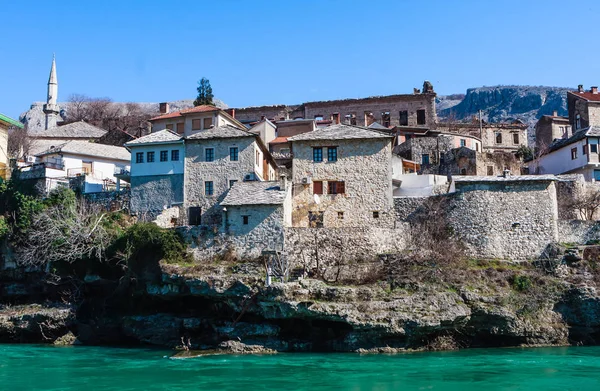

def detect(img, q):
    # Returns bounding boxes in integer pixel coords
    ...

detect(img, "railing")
[272,151,294,159]
[114,166,130,176]
[67,167,90,177]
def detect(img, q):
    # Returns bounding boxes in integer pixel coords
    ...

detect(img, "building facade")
[289,124,394,228]
[534,111,571,152]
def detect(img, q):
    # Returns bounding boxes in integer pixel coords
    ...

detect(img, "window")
[308,211,324,228]
[313,147,323,162]
[314,115,324,121]
[160,150,168,162]
[373,211,379,218]
[399,111,408,126]
[576,114,581,130]
[327,147,338,162]
[229,179,238,188]
[328,181,345,194]
[176,122,184,134]
[460,139,466,147]
[571,147,578,160]
[591,144,598,153]
[256,150,261,166]
[513,133,519,145]
[242,215,249,225]
[350,114,357,126]
[166,124,174,131]
[171,150,180,161]
[460,168,467,175]
[204,117,213,128]
[135,152,144,163]
[192,119,201,130]
[205,181,214,196]
[313,181,323,195]
[381,111,391,127]
[416,109,426,125]
[476,143,480,152]
[147,151,155,163]
[230,147,239,161]
[205,148,214,162]
[495,132,503,144]
[331,113,340,124]
[422,154,430,165]
[583,145,588,155]
[188,207,201,226]
[337,211,344,220]
[595,170,600,181]
[487,166,494,176]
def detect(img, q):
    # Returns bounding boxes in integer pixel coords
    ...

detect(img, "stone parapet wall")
[557,220,600,244]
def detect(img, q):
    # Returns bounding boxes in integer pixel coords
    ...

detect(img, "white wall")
[129,143,184,177]
[537,139,588,175]
[393,173,448,197]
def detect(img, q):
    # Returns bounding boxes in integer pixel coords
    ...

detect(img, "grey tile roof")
[124,129,182,146]
[288,124,393,141]
[548,126,600,152]
[221,181,286,206]
[36,140,131,161]
[453,175,558,183]
[368,121,390,130]
[33,121,107,138]
[185,125,253,140]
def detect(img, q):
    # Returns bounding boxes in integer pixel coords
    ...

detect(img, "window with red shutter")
[313,181,323,195]
[328,181,345,194]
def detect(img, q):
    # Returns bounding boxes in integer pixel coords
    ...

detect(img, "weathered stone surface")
[130,174,183,216]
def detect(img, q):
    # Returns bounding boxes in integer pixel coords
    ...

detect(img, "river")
[1,345,599,390]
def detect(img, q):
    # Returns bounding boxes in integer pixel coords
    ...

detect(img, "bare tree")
[568,188,600,220]
[15,199,113,267]
[7,125,37,161]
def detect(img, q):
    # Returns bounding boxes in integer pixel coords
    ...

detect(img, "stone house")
[534,111,571,153]
[221,181,291,256]
[0,113,22,179]
[288,124,394,228]
[28,120,108,157]
[149,103,244,137]
[183,125,278,226]
[124,129,185,217]
[269,119,316,167]
[567,85,600,132]
[440,147,522,177]
[436,120,528,153]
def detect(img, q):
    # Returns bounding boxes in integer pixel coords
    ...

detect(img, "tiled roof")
[547,126,600,152]
[36,140,130,161]
[221,181,286,206]
[0,113,23,128]
[453,175,558,183]
[269,136,289,144]
[124,129,182,146]
[288,124,393,141]
[33,121,107,138]
[570,91,600,102]
[185,125,253,140]
[150,105,219,121]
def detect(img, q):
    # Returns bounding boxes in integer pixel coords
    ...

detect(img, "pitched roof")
[150,105,219,121]
[35,140,130,161]
[185,125,253,140]
[570,91,600,102]
[124,129,182,146]
[0,113,23,128]
[547,126,600,153]
[33,121,107,138]
[269,136,289,144]
[368,121,390,130]
[453,175,557,183]
[221,181,286,206]
[288,124,393,141]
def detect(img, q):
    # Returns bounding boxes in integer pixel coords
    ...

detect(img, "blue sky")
[2,0,599,119]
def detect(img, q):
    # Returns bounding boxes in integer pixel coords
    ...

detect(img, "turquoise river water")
[1,345,600,390]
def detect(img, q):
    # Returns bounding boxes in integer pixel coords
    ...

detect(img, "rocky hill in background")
[437,86,573,144]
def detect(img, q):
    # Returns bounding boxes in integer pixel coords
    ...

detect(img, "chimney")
[553,110,558,117]
[592,86,598,94]
[226,108,236,118]
[159,102,169,114]
[578,85,584,93]
[280,173,287,190]
[261,115,266,121]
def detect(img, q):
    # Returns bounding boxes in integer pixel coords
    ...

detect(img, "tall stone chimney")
[578,84,584,93]
[592,86,598,94]
[159,102,170,114]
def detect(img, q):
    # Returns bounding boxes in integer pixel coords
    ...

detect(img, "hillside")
[437,86,573,144]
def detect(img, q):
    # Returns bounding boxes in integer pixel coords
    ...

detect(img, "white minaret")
[43,54,59,130]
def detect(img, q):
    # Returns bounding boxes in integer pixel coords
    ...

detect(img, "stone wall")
[83,189,130,211]
[130,174,183,217]
[395,136,453,174]
[447,180,559,260]
[557,220,600,244]
[291,138,394,228]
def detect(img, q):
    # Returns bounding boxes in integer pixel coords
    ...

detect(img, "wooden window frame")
[135,152,144,163]
[147,151,155,163]
[176,122,184,134]
[205,148,215,162]
[160,150,168,162]
[313,180,323,195]
[327,146,338,162]
[230,147,239,161]
[192,119,201,130]
[204,117,213,129]
[171,150,179,161]
[328,181,345,195]
[313,147,323,162]
[204,181,214,196]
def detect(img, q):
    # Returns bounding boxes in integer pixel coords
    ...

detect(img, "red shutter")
[338,181,345,194]
[313,181,323,195]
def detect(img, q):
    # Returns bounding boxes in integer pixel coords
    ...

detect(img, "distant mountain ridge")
[436,85,574,144]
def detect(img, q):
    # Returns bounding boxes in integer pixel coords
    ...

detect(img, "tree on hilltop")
[193,78,214,106]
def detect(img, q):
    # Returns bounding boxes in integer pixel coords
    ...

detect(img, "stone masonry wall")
[291,138,394,228]
[130,174,183,217]
[184,137,256,226]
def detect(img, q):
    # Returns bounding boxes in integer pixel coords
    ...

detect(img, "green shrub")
[510,274,532,292]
